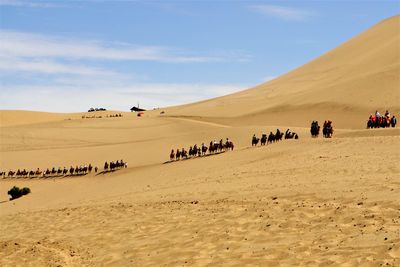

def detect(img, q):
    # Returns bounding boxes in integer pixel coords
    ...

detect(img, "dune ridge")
[165,15,400,129]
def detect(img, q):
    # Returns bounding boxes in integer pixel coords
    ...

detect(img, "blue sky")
[0,0,399,112]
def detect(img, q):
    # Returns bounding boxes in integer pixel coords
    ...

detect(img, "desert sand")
[0,16,399,266]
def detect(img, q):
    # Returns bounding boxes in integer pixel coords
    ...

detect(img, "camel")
[252,135,260,146]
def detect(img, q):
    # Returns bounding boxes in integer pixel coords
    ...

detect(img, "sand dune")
[1,16,399,266]
[166,15,400,129]
[0,110,70,127]
[1,122,399,266]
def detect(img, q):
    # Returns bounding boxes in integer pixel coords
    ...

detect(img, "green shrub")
[21,187,31,195]
[7,186,31,200]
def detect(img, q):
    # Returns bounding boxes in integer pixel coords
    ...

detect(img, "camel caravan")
[168,138,234,162]
[103,160,128,173]
[82,113,123,119]
[3,111,397,177]
[2,159,128,179]
[1,164,96,179]
[310,120,334,138]
[367,110,396,129]
[252,128,299,146]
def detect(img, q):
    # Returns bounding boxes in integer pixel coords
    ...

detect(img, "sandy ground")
[1,15,399,267]
[0,112,399,266]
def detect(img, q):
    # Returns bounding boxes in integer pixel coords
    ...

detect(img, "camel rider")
[385,110,390,118]
[375,110,381,118]
[252,134,257,141]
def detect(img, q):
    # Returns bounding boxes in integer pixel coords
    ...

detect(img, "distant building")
[130,106,146,112]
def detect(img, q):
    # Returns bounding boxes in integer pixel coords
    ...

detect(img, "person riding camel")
[183,148,189,159]
[369,114,374,124]
[285,129,291,139]
[375,110,381,118]
[276,129,281,139]
[385,110,390,118]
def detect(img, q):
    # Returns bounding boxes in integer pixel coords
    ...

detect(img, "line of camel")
[1,160,127,179]
[252,129,299,146]
[3,114,397,176]
[168,138,234,162]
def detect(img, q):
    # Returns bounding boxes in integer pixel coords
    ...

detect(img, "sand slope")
[166,15,400,129]
[1,16,399,266]
[0,118,399,266]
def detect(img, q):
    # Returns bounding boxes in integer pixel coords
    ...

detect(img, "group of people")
[1,164,97,179]
[367,110,396,128]
[4,110,397,177]
[82,113,123,119]
[82,115,104,119]
[103,160,127,172]
[252,128,298,146]
[107,114,123,118]
[310,120,333,138]
[2,159,128,179]
[169,138,234,161]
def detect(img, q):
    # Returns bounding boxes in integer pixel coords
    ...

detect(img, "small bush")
[8,186,31,200]
[21,187,31,195]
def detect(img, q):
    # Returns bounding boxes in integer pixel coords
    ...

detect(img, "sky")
[0,0,399,112]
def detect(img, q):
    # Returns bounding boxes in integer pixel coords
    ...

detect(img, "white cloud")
[0,55,117,76]
[0,0,61,8]
[250,5,317,21]
[0,30,250,112]
[0,82,246,112]
[0,30,238,63]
